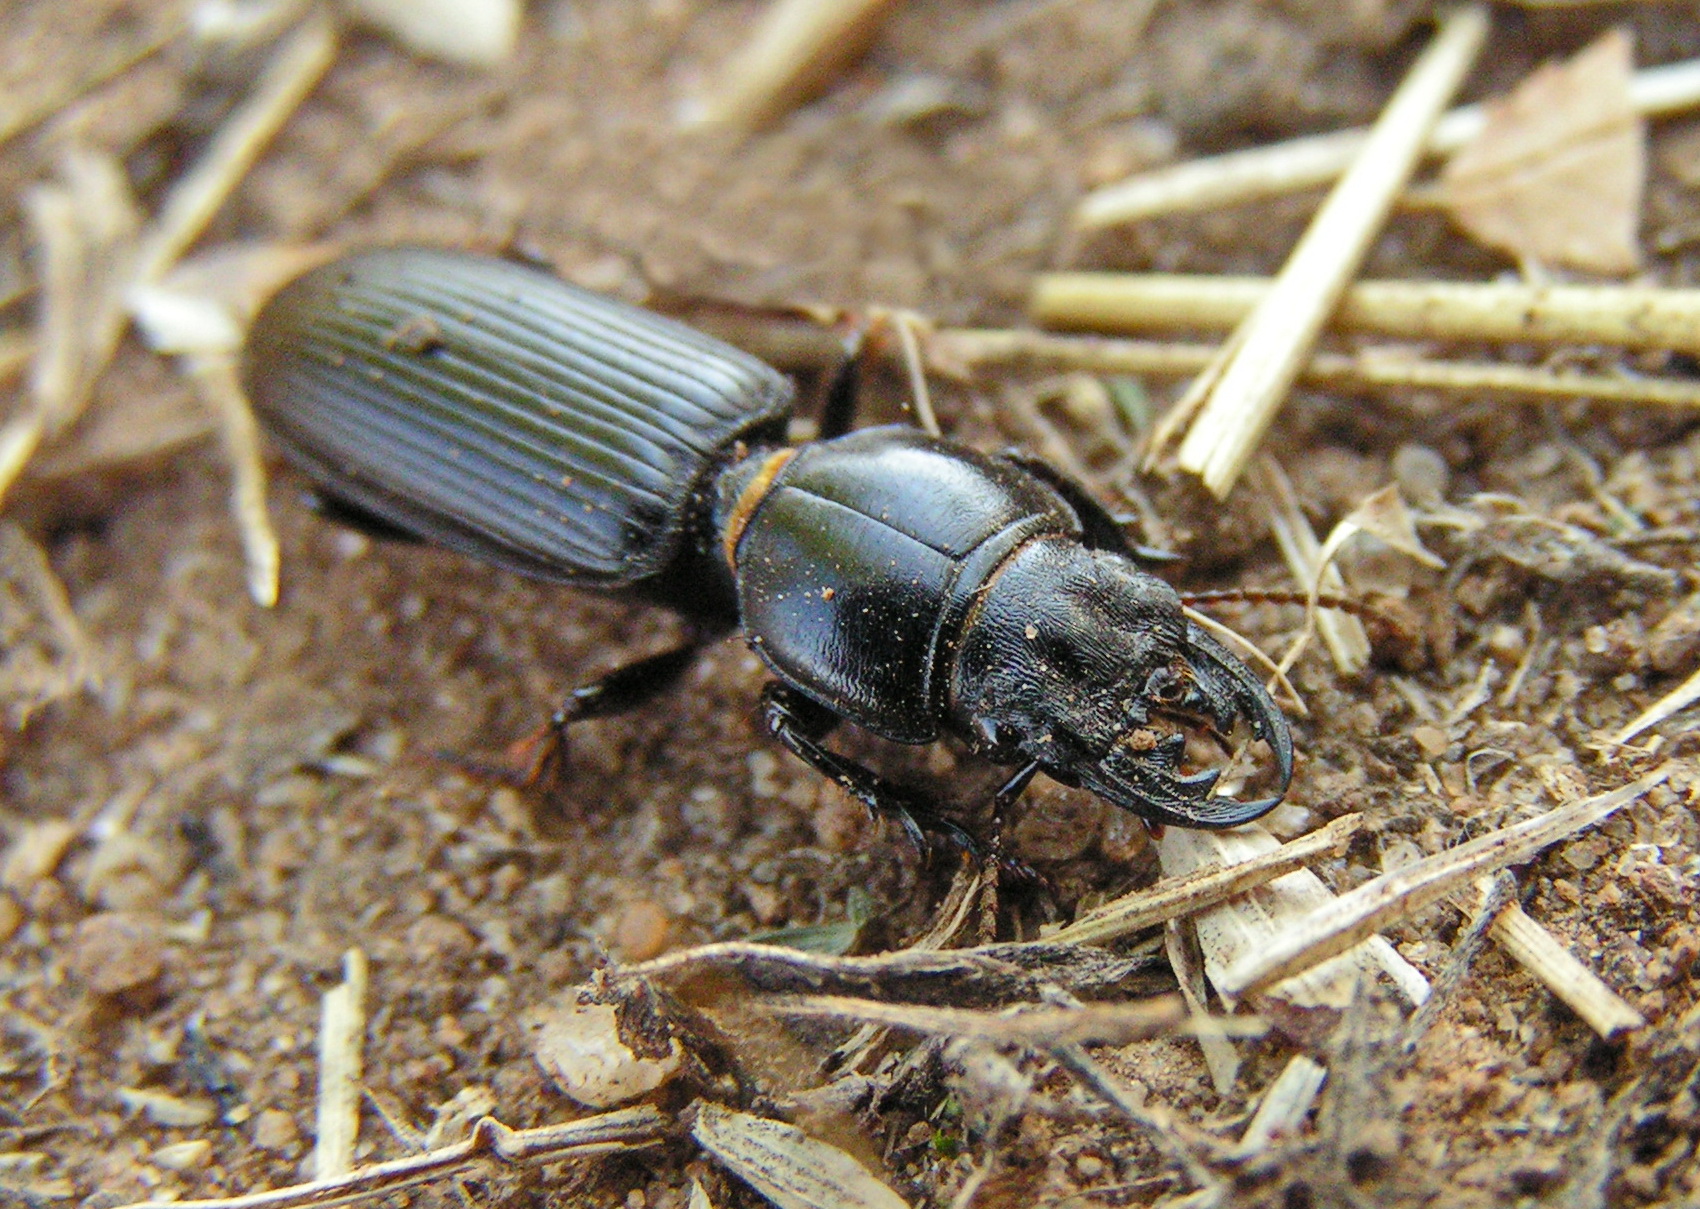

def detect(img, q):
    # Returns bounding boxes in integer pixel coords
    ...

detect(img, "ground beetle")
[243,247,1293,849]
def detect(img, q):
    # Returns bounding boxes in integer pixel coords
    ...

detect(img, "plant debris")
[4,4,1700,1207]
[1440,29,1645,274]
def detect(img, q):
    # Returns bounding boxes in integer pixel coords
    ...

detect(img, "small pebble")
[1409,725,1449,760]
[118,1087,215,1127]
[151,1139,212,1173]
[1074,1152,1107,1180]
[69,911,165,995]
[1097,807,1151,863]
[614,900,671,961]
[0,893,23,945]
[1010,787,1105,862]
[251,1108,299,1153]
[1391,444,1449,507]
[1260,802,1317,840]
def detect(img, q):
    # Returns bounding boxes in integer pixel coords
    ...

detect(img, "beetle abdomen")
[244,248,795,585]
[727,427,1080,743]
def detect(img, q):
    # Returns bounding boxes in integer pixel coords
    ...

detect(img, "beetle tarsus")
[557,639,705,722]
[762,682,983,866]
[442,639,705,806]
[817,325,866,441]
[993,761,1042,810]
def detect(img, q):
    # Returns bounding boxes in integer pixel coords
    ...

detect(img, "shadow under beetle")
[243,247,1292,849]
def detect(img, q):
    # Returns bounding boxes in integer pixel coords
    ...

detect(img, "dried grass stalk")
[1217,767,1670,997]
[1257,458,1372,675]
[1231,1054,1328,1157]
[1160,825,1431,1036]
[1489,898,1646,1037]
[1046,813,1363,945]
[0,152,139,507]
[1174,7,1490,497]
[1167,920,1242,1094]
[687,0,902,132]
[109,1107,669,1209]
[188,354,280,606]
[0,522,102,720]
[925,327,1700,410]
[313,948,369,1181]
[1031,272,1700,357]
[0,16,178,148]
[1073,56,1700,227]
[1604,662,1700,748]
[768,993,1261,1047]
[132,14,336,285]
[693,1102,911,1209]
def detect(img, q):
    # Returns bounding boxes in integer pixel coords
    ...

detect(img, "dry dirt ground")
[2,2,1700,1207]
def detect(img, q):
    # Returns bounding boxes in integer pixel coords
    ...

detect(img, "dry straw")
[1218,767,1669,997]
[1074,56,1700,227]
[1031,273,1700,357]
[1174,7,1491,498]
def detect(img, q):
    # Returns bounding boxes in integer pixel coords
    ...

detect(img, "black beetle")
[243,247,1292,847]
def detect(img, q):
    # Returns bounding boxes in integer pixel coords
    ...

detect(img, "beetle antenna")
[1182,586,1407,631]
[1182,606,1307,717]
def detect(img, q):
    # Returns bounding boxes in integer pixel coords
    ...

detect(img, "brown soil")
[2,3,1698,1207]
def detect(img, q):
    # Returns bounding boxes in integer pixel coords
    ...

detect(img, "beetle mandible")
[242,247,1293,848]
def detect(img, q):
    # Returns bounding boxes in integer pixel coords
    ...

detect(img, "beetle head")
[950,537,1292,828]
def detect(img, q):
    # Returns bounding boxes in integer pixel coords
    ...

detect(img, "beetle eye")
[1144,665,1189,707]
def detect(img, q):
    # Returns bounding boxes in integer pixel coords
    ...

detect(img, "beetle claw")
[1088,625,1293,829]
[1176,767,1221,793]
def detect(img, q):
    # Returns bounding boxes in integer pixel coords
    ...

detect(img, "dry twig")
[1402,871,1518,1051]
[131,14,336,285]
[1604,662,1700,749]
[1257,459,1372,676]
[1046,813,1364,945]
[0,152,138,507]
[1031,273,1700,357]
[109,1107,670,1209]
[0,15,179,148]
[621,939,1155,1005]
[0,522,102,719]
[1218,767,1671,997]
[769,993,1265,1046]
[314,949,369,1181]
[686,0,902,132]
[1073,56,1700,227]
[1159,825,1431,1037]
[190,354,282,606]
[1167,920,1242,1094]
[1487,897,1646,1037]
[1173,7,1490,497]
[925,327,1700,410]
[1230,1054,1328,1158]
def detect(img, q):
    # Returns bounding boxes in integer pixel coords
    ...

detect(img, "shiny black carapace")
[243,247,1292,845]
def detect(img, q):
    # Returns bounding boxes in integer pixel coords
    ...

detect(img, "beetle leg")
[554,640,704,723]
[448,639,705,802]
[760,682,981,863]
[993,761,1042,811]
[816,326,866,440]
[993,448,1157,558]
